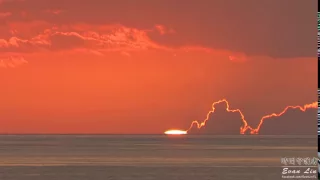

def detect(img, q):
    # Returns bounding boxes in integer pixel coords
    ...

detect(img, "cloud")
[0,23,240,61]
[154,25,175,35]
[0,0,314,58]
[256,104,317,135]
[0,56,27,68]
[187,101,247,135]
[0,24,163,53]
[2,22,308,65]
[187,101,317,135]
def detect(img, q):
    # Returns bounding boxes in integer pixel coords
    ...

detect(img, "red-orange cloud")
[0,25,161,53]
[0,23,247,64]
[154,25,175,35]
[0,56,27,68]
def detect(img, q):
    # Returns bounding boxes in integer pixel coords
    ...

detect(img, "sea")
[0,135,317,180]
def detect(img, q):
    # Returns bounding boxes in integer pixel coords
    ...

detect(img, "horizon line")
[0,133,316,136]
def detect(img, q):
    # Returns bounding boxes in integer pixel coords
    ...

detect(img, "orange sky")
[0,0,317,134]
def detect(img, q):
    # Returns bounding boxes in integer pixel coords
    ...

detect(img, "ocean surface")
[0,135,317,180]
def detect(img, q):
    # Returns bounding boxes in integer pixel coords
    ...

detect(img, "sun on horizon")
[164,129,187,135]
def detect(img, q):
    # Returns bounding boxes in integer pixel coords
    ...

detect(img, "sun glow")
[164,129,187,135]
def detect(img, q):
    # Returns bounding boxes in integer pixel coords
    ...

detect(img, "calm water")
[0,135,317,180]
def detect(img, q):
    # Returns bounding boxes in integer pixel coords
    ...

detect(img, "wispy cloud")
[0,56,28,68]
[0,25,161,53]
[154,25,175,35]
[0,23,248,62]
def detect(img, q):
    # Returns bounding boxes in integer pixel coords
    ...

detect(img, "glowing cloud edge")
[164,99,317,135]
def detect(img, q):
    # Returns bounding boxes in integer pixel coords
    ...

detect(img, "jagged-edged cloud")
[187,101,317,135]
[257,108,317,135]
[187,101,247,135]
[0,25,163,53]
[0,23,243,61]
